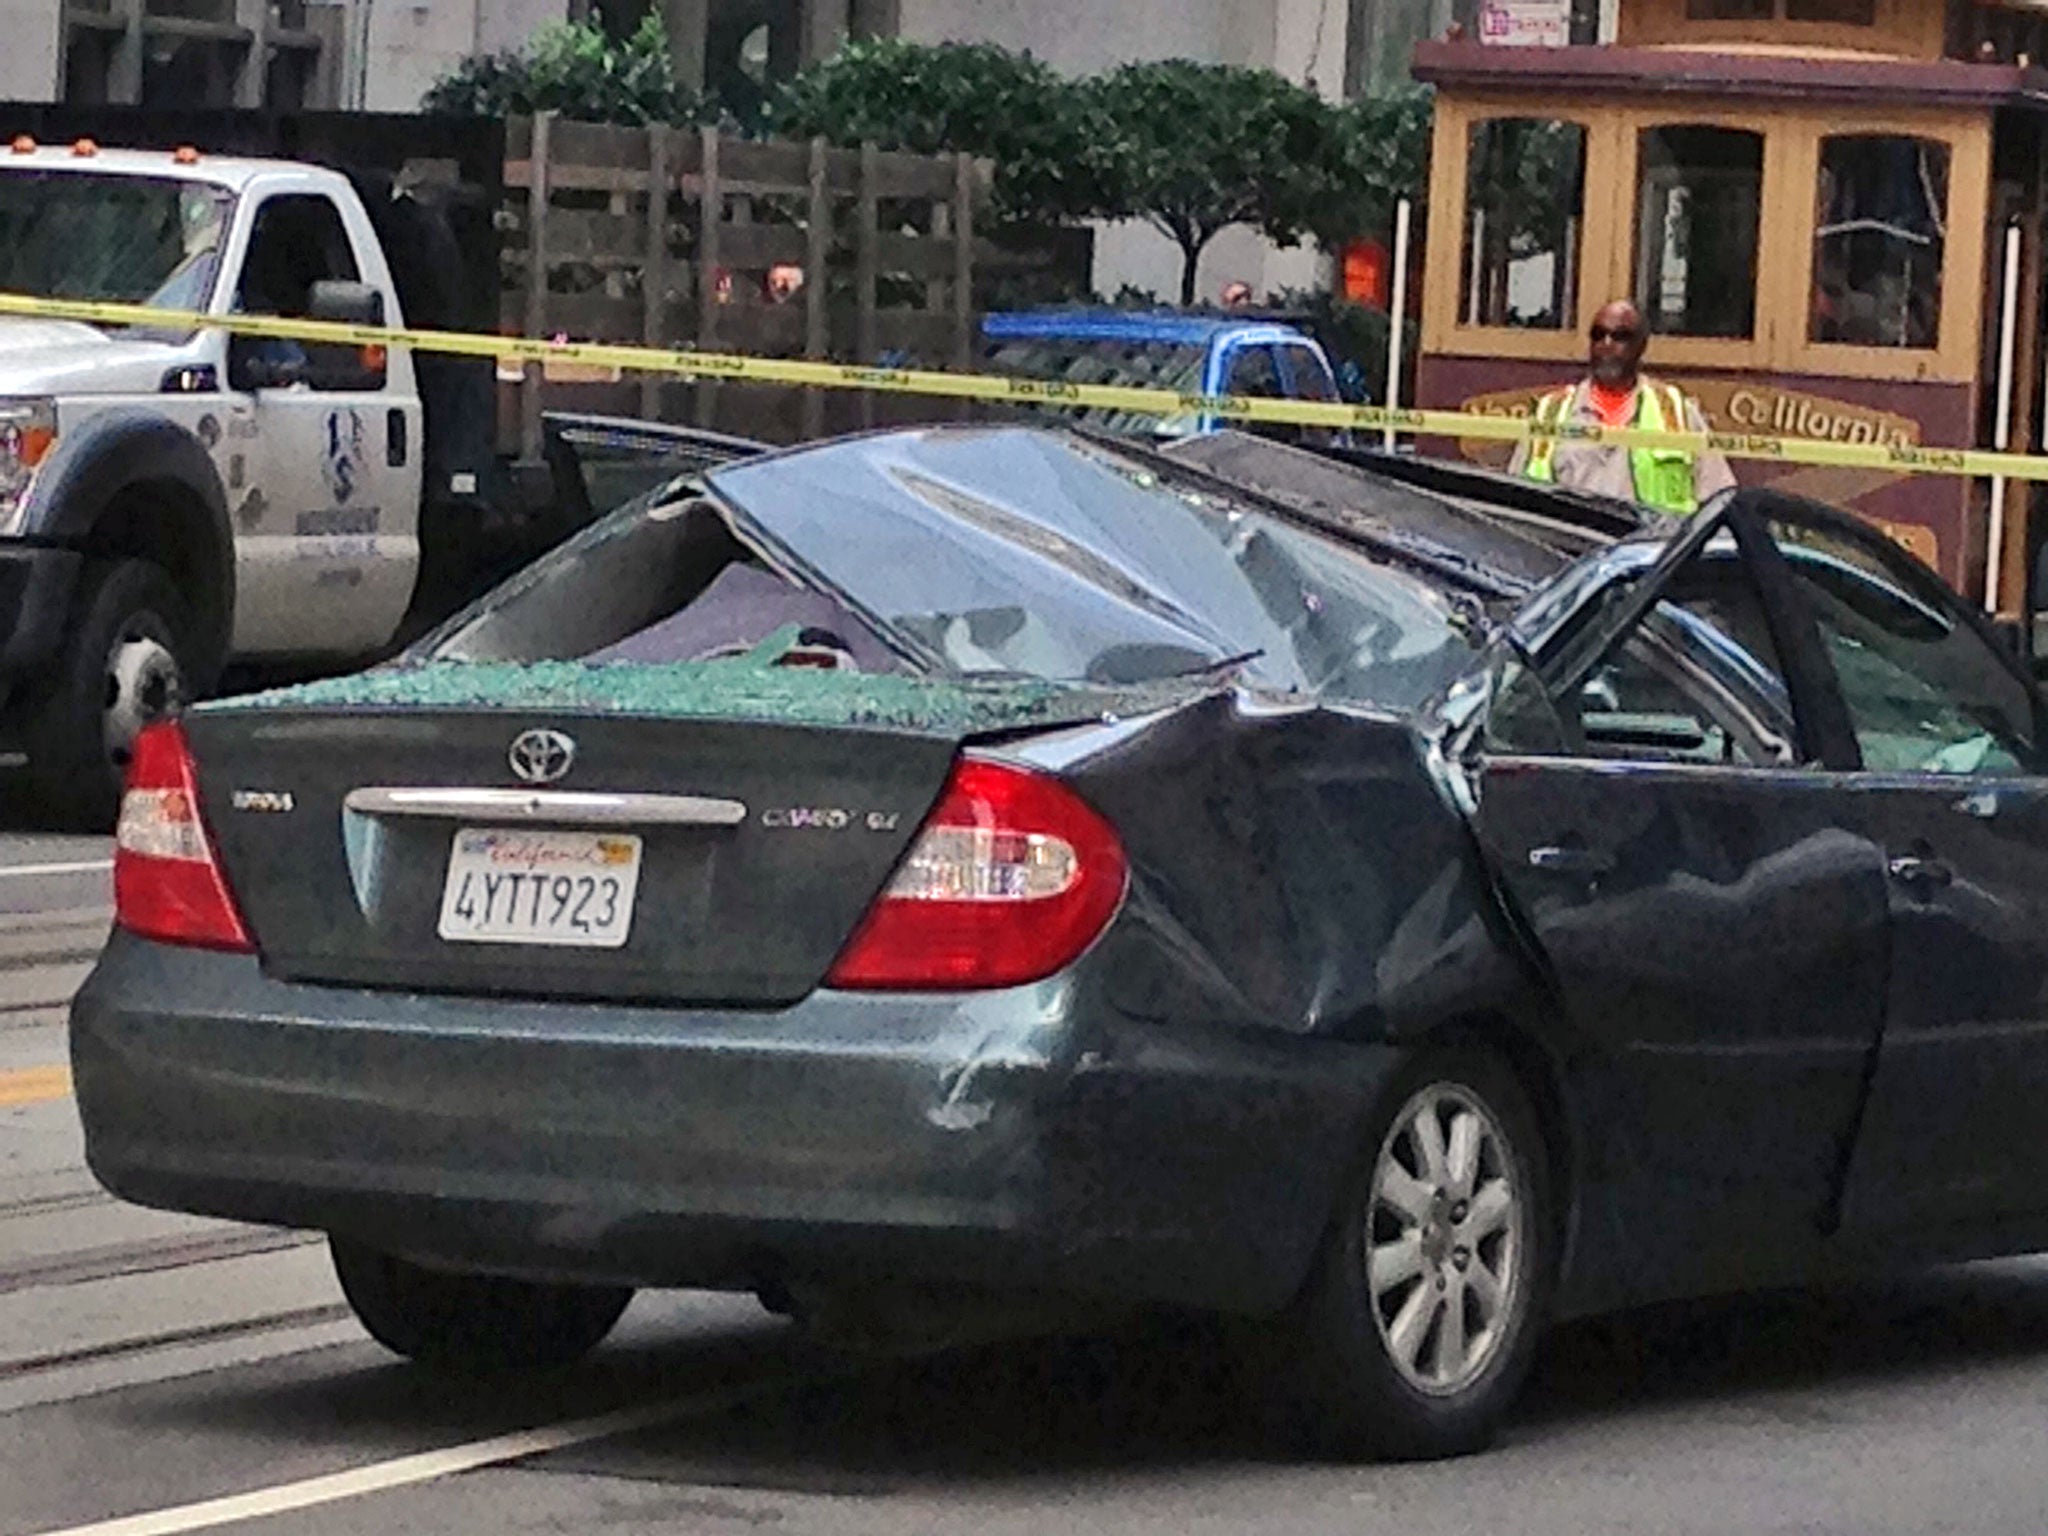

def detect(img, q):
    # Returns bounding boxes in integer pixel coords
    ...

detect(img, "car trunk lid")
[185,660,1152,1006]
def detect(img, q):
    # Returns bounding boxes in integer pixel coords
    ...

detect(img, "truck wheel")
[24,559,192,829]
[330,1238,633,1372]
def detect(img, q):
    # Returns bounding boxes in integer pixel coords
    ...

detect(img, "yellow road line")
[26,1388,784,1536]
[0,1064,72,1108]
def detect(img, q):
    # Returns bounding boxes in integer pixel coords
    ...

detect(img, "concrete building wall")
[895,0,1229,77]
[0,0,571,113]
[477,0,569,56]
[360,0,570,112]
[897,0,1348,302]
[0,0,64,102]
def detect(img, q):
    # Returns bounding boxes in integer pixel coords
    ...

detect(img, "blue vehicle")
[980,309,1350,443]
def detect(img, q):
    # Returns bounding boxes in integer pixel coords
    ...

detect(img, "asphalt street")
[4,831,2048,1535]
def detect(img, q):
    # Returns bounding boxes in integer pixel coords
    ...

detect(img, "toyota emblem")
[507,728,576,785]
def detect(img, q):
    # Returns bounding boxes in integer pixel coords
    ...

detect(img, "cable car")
[1413,1,2048,622]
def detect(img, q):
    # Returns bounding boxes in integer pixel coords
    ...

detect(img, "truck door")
[224,190,421,658]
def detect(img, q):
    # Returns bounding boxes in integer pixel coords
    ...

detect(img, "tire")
[1262,1046,1553,1461]
[329,1238,633,1373]
[22,558,192,829]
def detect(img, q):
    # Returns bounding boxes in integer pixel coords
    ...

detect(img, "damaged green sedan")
[71,423,2048,1459]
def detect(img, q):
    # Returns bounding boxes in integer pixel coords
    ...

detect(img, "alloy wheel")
[1365,1083,1525,1397]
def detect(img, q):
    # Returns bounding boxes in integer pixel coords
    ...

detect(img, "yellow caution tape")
[0,288,2038,484]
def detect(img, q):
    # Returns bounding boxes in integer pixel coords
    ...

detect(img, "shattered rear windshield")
[429,427,1479,710]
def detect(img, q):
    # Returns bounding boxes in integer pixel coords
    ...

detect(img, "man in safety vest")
[1510,300,1735,516]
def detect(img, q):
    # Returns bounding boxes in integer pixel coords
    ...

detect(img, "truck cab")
[0,142,424,822]
[980,310,1350,444]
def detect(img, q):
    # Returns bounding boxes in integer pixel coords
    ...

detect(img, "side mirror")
[308,280,385,327]
[301,282,389,392]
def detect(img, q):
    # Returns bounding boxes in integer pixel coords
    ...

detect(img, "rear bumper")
[70,932,1390,1315]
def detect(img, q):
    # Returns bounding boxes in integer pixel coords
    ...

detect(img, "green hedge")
[425,28,1430,304]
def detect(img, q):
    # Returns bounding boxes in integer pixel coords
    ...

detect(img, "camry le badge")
[508,728,576,785]
[761,807,902,831]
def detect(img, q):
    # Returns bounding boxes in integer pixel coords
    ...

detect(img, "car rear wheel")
[1264,1047,1552,1460]
[329,1238,633,1372]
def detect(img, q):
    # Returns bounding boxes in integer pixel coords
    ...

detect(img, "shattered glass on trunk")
[207,636,1216,737]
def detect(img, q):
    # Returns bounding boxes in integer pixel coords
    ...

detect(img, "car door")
[1753,508,2048,1239]
[225,189,418,658]
[1469,510,1893,1297]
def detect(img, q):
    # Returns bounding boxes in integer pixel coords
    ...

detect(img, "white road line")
[27,1391,729,1536]
[0,861,113,880]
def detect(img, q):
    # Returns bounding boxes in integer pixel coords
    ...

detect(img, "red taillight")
[113,721,254,953]
[826,757,1127,991]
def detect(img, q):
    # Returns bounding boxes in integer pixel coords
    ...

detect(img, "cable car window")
[1460,118,1587,332]
[1810,135,1949,351]
[1634,126,1763,340]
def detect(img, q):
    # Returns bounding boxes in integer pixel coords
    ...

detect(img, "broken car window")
[422,492,898,672]
[1494,541,1797,766]
[431,428,1494,704]
[1771,520,2042,775]
[705,428,1482,704]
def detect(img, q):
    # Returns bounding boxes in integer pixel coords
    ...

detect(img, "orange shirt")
[1587,381,1637,427]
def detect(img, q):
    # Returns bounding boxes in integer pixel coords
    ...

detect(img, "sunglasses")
[1590,325,1640,343]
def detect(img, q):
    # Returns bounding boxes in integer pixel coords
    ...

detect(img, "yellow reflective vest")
[1523,381,1701,516]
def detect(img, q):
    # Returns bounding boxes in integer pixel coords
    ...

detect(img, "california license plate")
[437,828,642,948]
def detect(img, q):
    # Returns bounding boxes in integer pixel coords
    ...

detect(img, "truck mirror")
[308,281,385,327]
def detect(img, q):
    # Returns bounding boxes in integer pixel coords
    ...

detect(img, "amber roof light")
[9,135,33,155]
[173,145,200,165]
[71,138,97,158]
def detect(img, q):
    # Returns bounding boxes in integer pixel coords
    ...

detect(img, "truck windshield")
[982,336,1206,435]
[0,172,233,313]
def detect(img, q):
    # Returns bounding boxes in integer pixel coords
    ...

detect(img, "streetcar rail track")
[0,907,110,962]
[0,1227,319,1297]
[0,1010,76,1033]
[0,1185,113,1222]
[0,1303,352,1382]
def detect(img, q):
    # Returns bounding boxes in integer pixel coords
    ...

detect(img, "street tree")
[1084,60,1337,306]
[1301,87,1433,253]
[771,38,1105,223]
